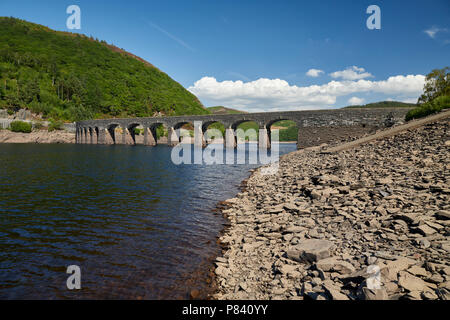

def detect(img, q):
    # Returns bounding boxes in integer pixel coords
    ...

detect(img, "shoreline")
[0,130,75,144]
[211,113,450,300]
[0,130,298,145]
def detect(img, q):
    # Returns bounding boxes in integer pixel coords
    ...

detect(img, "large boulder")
[286,239,334,263]
[316,257,356,274]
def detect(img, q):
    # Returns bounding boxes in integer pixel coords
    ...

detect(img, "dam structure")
[76,108,412,149]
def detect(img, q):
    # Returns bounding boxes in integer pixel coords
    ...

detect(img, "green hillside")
[343,101,417,109]
[208,106,246,114]
[0,17,208,122]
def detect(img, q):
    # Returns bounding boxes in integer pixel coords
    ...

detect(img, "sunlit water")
[0,143,296,299]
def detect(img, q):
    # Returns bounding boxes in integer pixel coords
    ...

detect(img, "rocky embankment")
[215,117,450,300]
[0,130,75,144]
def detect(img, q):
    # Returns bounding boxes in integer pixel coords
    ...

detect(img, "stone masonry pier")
[75,108,412,149]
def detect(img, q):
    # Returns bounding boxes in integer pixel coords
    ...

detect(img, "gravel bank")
[214,117,450,300]
[0,130,75,144]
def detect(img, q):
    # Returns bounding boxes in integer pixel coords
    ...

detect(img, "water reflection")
[0,143,296,299]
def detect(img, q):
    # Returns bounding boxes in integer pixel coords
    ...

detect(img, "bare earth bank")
[0,130,75,144]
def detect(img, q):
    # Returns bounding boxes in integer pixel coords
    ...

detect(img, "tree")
[0,17,207,122]
[418,67,450,104]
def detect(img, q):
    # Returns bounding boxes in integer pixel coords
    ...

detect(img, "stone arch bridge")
[76,108,412,149]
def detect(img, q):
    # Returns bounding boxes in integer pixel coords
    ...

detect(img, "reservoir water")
[0,143,296,299]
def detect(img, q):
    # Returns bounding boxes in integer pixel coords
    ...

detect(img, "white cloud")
[425,27,440,39]
[348,97,364,105]
[424,26,449,39]
[424,26,450,44]
[188,74,425,112]
[400,97,418,104]
[306,68,324,77]
[330,66,373,80]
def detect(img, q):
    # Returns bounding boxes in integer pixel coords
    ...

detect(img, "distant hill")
[0,17,208,122]
[343,101,417,109]
[208,106,246,115]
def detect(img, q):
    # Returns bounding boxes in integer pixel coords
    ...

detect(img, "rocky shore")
[214,116,450,300]
[0,129,75,144]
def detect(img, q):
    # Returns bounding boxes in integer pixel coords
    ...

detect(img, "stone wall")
[62,123,76,133]
[297,125,380,149]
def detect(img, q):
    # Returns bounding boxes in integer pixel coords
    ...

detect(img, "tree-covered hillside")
[0,17,208,122]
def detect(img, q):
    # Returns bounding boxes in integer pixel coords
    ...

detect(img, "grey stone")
[398,271,429,292]
[287,239,334,263]
[435,210,450,220]
[315,257,356,274]
[362,287,389,300]
[414,225,437,236]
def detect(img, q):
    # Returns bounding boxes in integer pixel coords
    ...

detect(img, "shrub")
[434,95,450,109]
[48,119,63,132]
[33,121,43,130]
[10,120,32,133]
[405,95,450,121]
[156,125,167,139]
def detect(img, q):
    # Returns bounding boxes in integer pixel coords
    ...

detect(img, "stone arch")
[202,120,224,132]
[83,127,89,144]
[231,120,259,143]
[173,121,194,143]
[231,119,262,131]
[126,123,142,145]
[76,127,81,143]
[106,123,120,144]
[265,117,297,129]
[173,121,191,130]
[94,127,100,144]
[202,120,225,144]
[88,127,94,144]
[149,122,169,145]
[265,118,299,145]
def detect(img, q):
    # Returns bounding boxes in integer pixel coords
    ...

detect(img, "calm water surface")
[0,143,296,299]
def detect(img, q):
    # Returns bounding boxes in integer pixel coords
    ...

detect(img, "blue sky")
[1,0,449,111]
